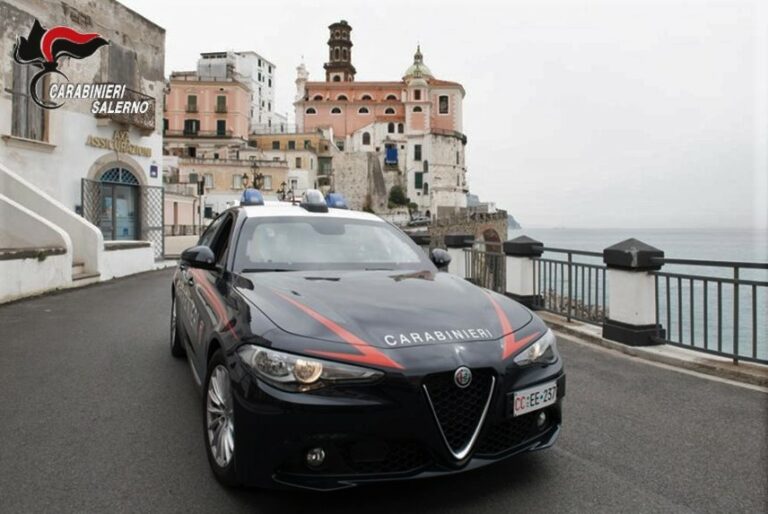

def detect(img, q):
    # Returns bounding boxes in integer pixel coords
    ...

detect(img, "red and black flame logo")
[13,19,109,109]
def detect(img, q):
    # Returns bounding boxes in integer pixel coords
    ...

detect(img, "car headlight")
[237,345,384,392]
[513,329,558,366]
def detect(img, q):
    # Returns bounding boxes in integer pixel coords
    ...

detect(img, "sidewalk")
[540,311,768,388]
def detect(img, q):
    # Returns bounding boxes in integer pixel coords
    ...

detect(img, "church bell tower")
[324,20,356,82]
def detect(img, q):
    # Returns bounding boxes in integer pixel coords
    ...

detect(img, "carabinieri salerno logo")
[13,19,152,115]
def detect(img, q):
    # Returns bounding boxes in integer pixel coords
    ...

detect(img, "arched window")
[305,107,317,114]
[358,107,369,114]
[413,106,423,113]
[384,107,395,115]
[387,122,395,133]
[334,30,340,38]
[386,94,398,100]
[331,107,342,114]
[333,76,341,82]
[313,94,323,101]
[361,94,373,100]
[362,132,371,145]
[337,94,348,101]
[397,123,404,133]
[342,48,348,60]
[334,48,340,60]
[423,182,429,195]
[100,167,139,185]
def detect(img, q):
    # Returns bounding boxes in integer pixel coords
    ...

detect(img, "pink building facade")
[295,26,468,215]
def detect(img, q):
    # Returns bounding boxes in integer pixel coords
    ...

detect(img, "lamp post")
[277,181,294,201]
[243,161,264,190]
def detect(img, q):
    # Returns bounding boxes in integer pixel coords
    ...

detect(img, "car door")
[187,213,235,372]
[177,215,225,352]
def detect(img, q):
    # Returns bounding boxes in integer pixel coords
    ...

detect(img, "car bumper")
[231,365,565,490]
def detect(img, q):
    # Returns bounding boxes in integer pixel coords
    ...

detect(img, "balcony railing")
[215,105,228,113]
[186,104,198,113]
[93,88,156,131]
[165,129,235,138]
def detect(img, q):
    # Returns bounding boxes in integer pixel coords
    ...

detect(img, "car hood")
[235,269,533,351]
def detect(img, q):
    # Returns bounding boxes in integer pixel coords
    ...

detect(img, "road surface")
[0,269,765,513]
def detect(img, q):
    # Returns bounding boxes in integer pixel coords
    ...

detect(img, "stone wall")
[428,210,508,249]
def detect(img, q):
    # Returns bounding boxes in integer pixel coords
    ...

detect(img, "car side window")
[210,215,234,267]
[199,215,224,248]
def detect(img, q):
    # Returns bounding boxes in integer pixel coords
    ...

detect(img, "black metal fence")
[651,258,768,364]
[464,248,506,293]
[532,248,607,325]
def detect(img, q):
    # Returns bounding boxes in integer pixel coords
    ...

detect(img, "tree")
[388,185,408,208]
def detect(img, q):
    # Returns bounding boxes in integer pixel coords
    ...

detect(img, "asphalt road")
[0,269,766,513]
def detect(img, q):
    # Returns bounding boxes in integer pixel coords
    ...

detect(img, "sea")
[505,227,767,361]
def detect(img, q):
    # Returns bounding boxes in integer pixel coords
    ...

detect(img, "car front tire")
[170,294,186,358]
[203,349,240,487]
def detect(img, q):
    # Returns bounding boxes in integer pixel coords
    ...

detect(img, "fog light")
[537,411,547,428]
[306,447,326,468]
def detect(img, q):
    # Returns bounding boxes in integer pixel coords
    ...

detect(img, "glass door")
[98,183,139,240]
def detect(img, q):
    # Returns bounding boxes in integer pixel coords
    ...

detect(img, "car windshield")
[233,216,434,272]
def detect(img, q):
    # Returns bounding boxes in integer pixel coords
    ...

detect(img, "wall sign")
[86,130,151,157]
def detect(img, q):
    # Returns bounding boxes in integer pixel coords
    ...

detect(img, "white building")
[197,51,287,133]
[0,0,166,303]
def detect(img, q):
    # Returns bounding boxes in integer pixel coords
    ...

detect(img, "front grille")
[475,410,552,456]
[341,440,432,474]
[423,369,494,454]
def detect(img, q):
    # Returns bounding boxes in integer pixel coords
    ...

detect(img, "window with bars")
[232,174,243,189]
[414,144,422,161]
[10,62,46,141]
[204,174,214,188]
[263,175,273,190]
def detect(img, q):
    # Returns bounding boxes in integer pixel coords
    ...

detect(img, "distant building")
[196,51,287,133]
[249,132,335,197]
[294,20,468,216]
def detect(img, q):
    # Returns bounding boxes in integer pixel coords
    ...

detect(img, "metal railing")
[532,248,607,325]
[93,88,156,131]
[164,129,236,138]
[464,248,506,293]
[164,225,202,236]
[651,258,768,364]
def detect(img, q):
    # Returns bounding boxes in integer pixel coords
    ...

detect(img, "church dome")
[403,45,433,79]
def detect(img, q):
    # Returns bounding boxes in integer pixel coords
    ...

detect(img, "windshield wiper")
[365,267,395,271]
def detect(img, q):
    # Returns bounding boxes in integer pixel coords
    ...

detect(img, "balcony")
[215,105,228,113]
[186,104,198,113]
[93,88,156,131]
[165,129,235,138]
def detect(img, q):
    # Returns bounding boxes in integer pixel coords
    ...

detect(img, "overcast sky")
[122,0,767,229]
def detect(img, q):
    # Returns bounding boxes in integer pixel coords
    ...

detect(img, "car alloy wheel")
[206,364,235,468]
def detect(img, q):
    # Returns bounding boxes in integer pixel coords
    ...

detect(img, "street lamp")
[243,161,264,190]
[277,181,294,202]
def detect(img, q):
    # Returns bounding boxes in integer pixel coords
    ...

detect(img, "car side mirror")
[180,245,216,270]
[430,248,452,271]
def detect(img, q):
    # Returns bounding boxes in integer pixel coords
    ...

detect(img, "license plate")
[512,381,558,417]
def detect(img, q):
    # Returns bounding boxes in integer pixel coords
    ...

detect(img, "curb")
[539,312,768,388]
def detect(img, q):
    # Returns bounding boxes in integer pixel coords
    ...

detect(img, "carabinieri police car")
[170,189,565,490]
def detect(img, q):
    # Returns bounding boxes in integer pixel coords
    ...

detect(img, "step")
[72,271,100,282]
[72,262,85,275]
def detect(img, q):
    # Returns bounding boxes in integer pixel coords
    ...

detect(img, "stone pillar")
[445,234,473,278]
[502,236,544,308]
[602,238,666,346]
